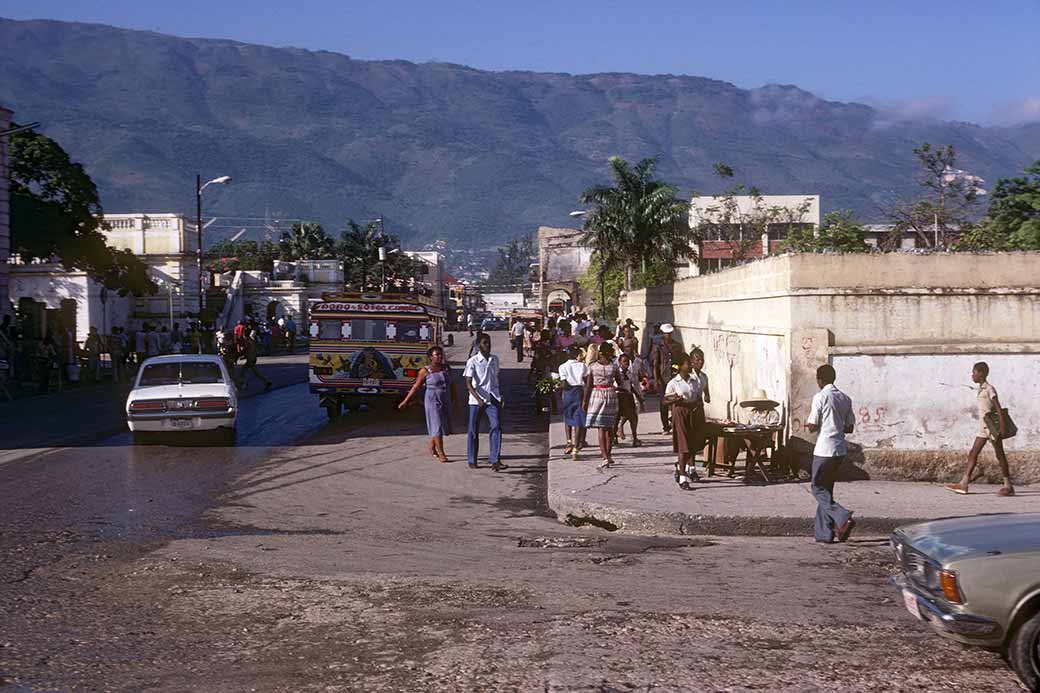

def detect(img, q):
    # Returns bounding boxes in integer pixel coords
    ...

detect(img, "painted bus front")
[308,292,445,418]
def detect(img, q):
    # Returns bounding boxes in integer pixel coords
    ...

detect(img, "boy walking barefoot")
[946,361,1015,497]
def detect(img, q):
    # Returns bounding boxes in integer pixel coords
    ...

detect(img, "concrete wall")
[620,253,1040,482]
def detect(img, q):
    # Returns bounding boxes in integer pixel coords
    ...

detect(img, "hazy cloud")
[749,85,823,125]
[990,97,1040,126]
[865,96,955,128]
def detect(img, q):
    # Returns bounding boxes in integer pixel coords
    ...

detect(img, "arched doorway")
[545,288,572,314]
[266,300,284,322]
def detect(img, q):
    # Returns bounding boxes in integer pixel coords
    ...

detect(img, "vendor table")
[700,420,785,482]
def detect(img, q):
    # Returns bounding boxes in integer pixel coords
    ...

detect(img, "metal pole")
[196,174,204,319]
[168,283,174,329]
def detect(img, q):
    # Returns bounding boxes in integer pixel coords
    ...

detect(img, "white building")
[686,194,820,276]
[483,292,525,317]
[102,213,200,324]
[0,105,12,317]
[404,250,446,311]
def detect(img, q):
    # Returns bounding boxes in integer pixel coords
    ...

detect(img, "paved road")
[0,333,1023,691]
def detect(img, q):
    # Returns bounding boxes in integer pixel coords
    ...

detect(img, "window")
[139,361,223,386]
[349,319,387,341]
[389,321,428,343]
[317,320,342,339]
[179,362,224,384]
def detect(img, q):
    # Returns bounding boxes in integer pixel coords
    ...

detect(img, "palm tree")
[279,222,335,261]
[580,156,693,291]
[337,220,381,290]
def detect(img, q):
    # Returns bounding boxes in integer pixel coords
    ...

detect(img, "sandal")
[438,456,451,464]
[598,459,612,469]
[632,438,642,448]
[564,444,574,455]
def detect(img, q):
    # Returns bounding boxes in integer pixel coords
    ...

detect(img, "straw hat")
[660,323,675,334]
[740,389,779,409]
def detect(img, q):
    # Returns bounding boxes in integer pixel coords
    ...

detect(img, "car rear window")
[139,362,224,386]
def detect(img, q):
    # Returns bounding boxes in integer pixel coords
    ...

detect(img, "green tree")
[486,236,534,289]
[955,161,1040,251]
[9,128,156,296]
[782,210,870,253]
[883,143,983,249]
[336,219,425,291]
[580,156,693,291]
[279,222,334,260]
[578,253,624,320]
[204,239,279,272]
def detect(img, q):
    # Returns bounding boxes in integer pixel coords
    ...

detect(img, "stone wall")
[620,253,1040,482]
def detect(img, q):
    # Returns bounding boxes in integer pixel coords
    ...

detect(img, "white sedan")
[126,354,238,444]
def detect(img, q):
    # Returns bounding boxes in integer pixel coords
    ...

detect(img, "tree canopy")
[580,156,692,291]
[882,143,984,249]
[955,161,1040,251]
[9,129,155,296]
[278,222,335,261]
[204,239,280,273]
[337,220,426,291]
[485,236,534,289]
[782,210,870,253]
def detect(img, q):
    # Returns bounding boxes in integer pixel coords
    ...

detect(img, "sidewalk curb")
[547,480,925,536]
[545,414,945,537]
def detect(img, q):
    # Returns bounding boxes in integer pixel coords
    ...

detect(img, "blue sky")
[2,0,1038,125]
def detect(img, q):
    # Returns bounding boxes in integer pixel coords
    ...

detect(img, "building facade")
[687,194,820,276]
[536,226,591,314]
[102,213,201,326]
[404,251,446,312]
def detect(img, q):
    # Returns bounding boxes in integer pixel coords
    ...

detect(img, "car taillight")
[130,400,166,412]
[940,570,963,603]
[194,398,231,411]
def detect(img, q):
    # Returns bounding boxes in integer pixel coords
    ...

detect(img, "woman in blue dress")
[399,345,457,462]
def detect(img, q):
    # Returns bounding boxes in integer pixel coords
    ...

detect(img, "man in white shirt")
[510,318,526,363]
[463,333,506,471]
[805,364,857,544]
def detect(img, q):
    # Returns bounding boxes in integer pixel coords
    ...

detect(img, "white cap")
[660,323,675,334]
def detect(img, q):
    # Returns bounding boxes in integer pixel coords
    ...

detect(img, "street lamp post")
[195,174,232,319]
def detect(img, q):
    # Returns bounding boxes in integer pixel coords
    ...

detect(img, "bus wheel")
[325,402,341,420]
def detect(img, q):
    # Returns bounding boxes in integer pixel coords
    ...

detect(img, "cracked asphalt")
[0,333,1026,691]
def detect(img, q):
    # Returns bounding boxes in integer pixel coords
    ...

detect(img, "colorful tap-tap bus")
[308,292,446,419]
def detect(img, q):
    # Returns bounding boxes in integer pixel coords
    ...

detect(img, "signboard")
[313,302,425,314]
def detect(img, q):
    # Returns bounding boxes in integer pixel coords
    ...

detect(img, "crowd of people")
[0,311,299,397]
[402,315,1018,545]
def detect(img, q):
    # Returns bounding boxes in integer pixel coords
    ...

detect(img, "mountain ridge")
[1,17,1037,248]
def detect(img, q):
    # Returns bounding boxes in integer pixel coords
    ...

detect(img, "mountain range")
[1,17,1038,249]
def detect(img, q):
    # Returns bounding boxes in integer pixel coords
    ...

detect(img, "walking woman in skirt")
[557,346,588,460]
[399,345,457,463]
[664,353,705,490]
[583,342,622,469]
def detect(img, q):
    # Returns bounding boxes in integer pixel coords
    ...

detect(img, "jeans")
[468,402,502,466]
[811,455,852,541]
[514,336,524,362]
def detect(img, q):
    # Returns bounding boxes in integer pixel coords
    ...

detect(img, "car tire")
[1009,609,1040,691]
[325,402,341,420]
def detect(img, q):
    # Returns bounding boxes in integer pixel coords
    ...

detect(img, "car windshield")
[139,362,224,386]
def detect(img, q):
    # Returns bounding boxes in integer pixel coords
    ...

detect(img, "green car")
[890,513,1040,690]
